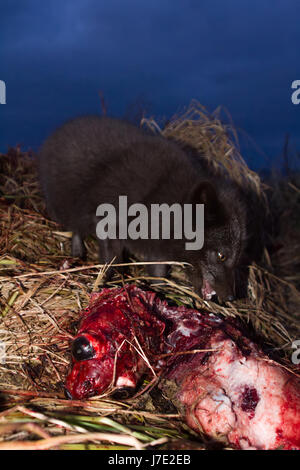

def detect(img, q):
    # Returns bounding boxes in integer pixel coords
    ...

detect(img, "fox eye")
[72,336,95,361]
[217,251,226,262]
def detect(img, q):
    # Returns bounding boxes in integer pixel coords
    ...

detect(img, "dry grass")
[0,104,299,449]
[142,100,266,197]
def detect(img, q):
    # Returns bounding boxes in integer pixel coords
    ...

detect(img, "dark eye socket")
[217,251,227,262]
[72,336,95,361]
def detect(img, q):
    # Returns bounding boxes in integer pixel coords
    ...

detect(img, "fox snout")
[212,268,236,303]
[198,267,236,303]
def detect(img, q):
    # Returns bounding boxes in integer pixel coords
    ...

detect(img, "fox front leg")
[99,239,126,281]
[72,232,86,259]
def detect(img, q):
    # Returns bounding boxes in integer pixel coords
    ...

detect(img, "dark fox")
[38,115,248,302]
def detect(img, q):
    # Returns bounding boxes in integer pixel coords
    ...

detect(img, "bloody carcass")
[65,285,300,450]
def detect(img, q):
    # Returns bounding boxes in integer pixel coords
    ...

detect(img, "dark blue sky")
[1,0,300,169]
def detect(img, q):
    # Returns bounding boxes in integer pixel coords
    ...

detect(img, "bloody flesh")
[65,288,165,398]
[65,285,300,450]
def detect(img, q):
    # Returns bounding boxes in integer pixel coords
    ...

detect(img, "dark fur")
[38,115,248,301]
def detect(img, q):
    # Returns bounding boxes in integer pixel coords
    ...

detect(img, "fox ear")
[190,182,223,224]
[191,182,217,206]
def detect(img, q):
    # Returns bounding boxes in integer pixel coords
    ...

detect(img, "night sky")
[1,0,300,169]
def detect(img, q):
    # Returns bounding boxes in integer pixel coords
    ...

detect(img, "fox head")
[187,180,247,303]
